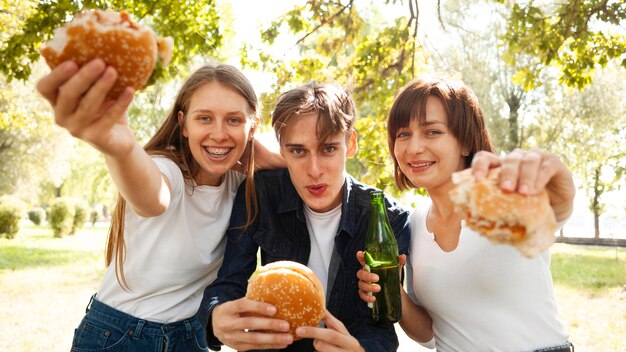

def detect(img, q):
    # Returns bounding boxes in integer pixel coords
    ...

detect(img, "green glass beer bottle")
[364,191,402,324]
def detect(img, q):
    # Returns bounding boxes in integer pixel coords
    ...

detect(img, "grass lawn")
[1,224,624,351]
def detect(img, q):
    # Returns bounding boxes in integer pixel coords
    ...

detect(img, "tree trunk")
[592,167,601,239]
[506,95,521,151]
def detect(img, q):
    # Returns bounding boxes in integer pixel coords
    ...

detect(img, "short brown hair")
[272,82,357,146]
[387,76,496,190]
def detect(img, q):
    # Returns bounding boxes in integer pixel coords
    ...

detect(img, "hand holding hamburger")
[39,9,172,99]
[451,149,576,257]
[212,261,364,351]
[246,261,326,339]
[36,9,173,157]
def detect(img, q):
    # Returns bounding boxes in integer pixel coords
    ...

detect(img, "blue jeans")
[71,295,209,352]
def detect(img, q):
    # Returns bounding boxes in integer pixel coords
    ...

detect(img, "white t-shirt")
[406,205,569,351]
[97,157,245,323]
[304,204,341,295]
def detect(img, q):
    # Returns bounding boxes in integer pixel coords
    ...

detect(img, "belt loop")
[85,293,96,313]
[133,320,145,340]
[184,320,192,339]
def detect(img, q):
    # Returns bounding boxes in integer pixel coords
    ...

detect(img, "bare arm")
[356,252,434,343]
[254,139,285,170]
[398,288,434,343]
[37,59,171,216]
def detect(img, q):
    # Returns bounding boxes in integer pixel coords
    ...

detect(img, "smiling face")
[393,96,465,194]
[179,81,256,186]
[280,113,357,212]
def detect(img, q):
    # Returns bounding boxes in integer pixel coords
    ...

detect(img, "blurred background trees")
[0,0,624,237]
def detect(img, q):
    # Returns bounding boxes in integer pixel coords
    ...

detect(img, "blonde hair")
[106,64,258,290]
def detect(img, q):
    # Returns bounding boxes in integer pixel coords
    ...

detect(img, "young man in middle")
[198,82,411,352]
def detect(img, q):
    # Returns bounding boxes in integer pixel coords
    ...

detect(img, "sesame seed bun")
[449,167,558,257]
[246,261,325,339]
[39,9,173,99]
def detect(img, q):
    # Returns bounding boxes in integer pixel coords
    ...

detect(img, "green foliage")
[71,200,89,235]
[48,197,75,238]
[430,0,531,153]
[0,0,223,84]
[27,207,46,226]
[500,0,626,89]
[0,66,74,201]
[248,1,427,196]
[528,62,626,237]
[0,196,25,239]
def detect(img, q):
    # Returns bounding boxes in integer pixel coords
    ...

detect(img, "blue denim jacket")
[198,169,410,352]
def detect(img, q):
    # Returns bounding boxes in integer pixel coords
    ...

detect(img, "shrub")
[28,207,46,226]
[0,196,25,239]
[48,198,75,238]
[71,200,89,235]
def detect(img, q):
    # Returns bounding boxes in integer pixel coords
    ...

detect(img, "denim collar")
[276,170,357,239]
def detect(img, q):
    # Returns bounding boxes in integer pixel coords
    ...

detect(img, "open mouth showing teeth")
[409,162,434,167]
[205,147,232,157]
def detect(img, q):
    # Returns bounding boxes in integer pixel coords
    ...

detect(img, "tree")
[0,62,74,204]
[243,0,428,196]
[427,0,532,152]
[0,0,223,83]
[498,0,626,89]
[0,1,229,206]
[529,62,626,238]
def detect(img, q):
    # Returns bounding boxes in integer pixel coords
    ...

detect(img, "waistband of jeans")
[85,294,202,336]
[532,341,574,352]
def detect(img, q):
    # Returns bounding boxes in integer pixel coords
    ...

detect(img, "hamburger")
[39,9,173,99]
[449,167,558,257]
[246,261,325,339]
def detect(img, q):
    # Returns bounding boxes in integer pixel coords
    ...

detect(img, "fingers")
[399,254,407,269]
[497,148,526,193]
[212,298,293,351]
[37,61,79,104]
[357,268,379,304]
[356,251,381,305]
[71,66,121,120]
[224,297,279,317]
[532,151,566,191]
[472,148,563,195]
[470,150,501,181]
[498,148,559,195]
[296,312,362,352]
[55,60,110,124]
[321,310,348,334]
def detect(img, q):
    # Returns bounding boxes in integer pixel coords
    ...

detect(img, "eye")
[426,129,443,136]
[198,115,212,122]
[397,131,410,138]
[290,148,305,156]
[323,145,336,153]
[227,117,243,125]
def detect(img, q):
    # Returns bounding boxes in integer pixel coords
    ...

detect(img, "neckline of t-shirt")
[304,203,342,219]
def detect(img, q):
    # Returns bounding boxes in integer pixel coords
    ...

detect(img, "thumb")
[322,310,348,334]
[399,254,407,269]
[356,251,366,266]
